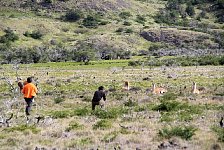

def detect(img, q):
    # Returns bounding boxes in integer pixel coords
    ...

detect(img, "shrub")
[186,5,195,17]
[125,28,133,33]
[50,110,71,118]
[153,101,181,112]
[119,11,132,19]
[54,97,64,104]
[30,30,44,39]
[92,106,129,119]
[65,121,84,132]
[115,28,124,33]
[82,15,99,28]
[44,0,53,3]
[124,99,138,107]
[135,15,146,24]
[158,126,197,140]
[102,131,118,142]
[93,119,112,130]
[123,21,132,26]
[64,10,83,22]
[128,60,142,66]
[72,107,91,116]
[0,28,19,43]
[4,125,40,134]
[160,92,178,101]
[212,126,224,142]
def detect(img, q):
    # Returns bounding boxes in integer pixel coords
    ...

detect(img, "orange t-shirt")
[22,83,38,98]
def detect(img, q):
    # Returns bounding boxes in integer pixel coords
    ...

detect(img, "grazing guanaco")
[192,82,200,94]
[152,83,167,94]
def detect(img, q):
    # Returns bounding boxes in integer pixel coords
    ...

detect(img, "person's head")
[27,77,33,83]
[98,86,104,91]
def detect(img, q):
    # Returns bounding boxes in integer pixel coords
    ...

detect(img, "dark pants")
[25,98,33,115]
[92,101,100,110]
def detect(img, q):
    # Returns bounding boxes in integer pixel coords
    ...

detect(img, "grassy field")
[0,60,223,149]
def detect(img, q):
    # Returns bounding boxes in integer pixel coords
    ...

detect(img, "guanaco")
[192,82,200,94]
[122,81,130,91]
[152,83,167,94]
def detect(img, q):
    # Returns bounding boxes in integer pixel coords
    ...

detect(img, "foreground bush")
[159,126,197,140]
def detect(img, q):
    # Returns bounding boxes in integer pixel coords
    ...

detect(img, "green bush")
[212,126,224,142]
[102,131,118,142]
[160,92,178,101]
[72,107,91,116]
[128,60,142,66]
[115,27,124,33]
[92,106,129,119]
[4,125,40,134]
[135,15,146,24]
[153,101,181,112]
[65,121,84,132]
[93,119,112,130]
[82,15,99,28]
[64,10,83,22]
[124,99,138,107]
[50,110,71,118]
[0,28,19,43]
[123,21,132,26]
[24,30,44,39]
[125,28,133,33]
[54,97,64,104]
[159,126,197,140]
[119,11,132,19]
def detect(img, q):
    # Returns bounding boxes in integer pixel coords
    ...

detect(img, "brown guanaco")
[122,81,130,91]
[152,83,167,94]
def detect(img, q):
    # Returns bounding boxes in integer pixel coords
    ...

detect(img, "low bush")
[72,107,91,116]
[24,30,44,39]
[64,10,83,22]
[0,28,19,44]
[119,11,132,19]
[93,119,112,130]
[65,121,84,132]
[54,97,64,104]
[92,106,129,119]
[211,126,224,142]
[124,99,138,107]
[4,125,40,134]
[50,110,71,118]
[102,131,118,142]
[158,126,197,140]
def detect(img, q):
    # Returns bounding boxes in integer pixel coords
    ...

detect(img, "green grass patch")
[153,101,203,122]
[68,137,93,147]
[102,131,118,142]
[211,125,224,142]
[4,124,40,134]
[72,107,91,116]
[158,126,197,140]
[92,106,129,119]
[49,110,71,118]
[65,121,84,132]
[93,119,112,130]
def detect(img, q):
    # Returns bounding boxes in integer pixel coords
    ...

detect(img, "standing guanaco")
[123,81,130,91]
[192,82,200,94]
[152,83,167,94]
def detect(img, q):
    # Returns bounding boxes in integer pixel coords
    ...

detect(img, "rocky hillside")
[0,0,223,63]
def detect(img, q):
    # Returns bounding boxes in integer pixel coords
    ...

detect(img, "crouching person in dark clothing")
[92,86,106,110]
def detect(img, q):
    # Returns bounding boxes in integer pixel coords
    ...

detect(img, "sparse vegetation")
[159,126,197,140]
[0,0,224,149]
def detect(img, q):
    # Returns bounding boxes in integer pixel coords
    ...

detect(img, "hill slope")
[0,0,223,63]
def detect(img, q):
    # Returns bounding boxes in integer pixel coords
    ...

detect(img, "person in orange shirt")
[22,77,38,116]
